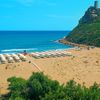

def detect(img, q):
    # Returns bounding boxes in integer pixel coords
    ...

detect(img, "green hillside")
[64,1,100,47]
[66,23,100,47]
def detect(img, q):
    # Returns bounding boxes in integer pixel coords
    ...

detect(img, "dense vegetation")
[3,72,100,100]
[64,6,100,47]
[66,22,100,47]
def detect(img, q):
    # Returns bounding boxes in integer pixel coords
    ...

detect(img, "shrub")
[5,72,100,100]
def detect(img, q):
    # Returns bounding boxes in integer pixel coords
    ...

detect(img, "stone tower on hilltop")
[94,0,99,9]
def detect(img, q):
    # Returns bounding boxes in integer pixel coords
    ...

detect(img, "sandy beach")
[0,47,100,95]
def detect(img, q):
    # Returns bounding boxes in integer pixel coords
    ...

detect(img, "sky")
[0,0,97,30]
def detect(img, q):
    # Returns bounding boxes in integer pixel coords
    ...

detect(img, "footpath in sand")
[0,48,100,95]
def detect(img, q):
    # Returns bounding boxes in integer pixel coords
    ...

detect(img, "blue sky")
[0,0,97,30]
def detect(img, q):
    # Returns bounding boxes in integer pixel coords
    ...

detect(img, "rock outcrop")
[60,1,100,47]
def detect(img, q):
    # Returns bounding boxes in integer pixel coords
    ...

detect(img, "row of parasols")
[31,50,72,59]
[0,53,27,64]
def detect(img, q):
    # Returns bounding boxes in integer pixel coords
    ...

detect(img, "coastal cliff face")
[61,1,100,47]
[79,6,100,24]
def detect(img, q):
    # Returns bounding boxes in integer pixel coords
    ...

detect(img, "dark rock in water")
[61,1,100,47]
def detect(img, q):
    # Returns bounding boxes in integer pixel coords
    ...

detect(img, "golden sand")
[0,48,100,95]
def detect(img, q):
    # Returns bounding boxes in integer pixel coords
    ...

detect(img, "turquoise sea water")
[0,31,72,53]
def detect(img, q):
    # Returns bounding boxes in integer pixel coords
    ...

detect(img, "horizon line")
[0,30,71,32]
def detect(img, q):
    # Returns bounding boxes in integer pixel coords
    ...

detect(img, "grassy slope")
[66,22,100,47]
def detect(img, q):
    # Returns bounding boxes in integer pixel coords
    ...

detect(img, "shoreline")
[0,47,75,54]
[58,38,96,49]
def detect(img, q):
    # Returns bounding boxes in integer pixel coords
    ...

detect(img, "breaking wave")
[1,48,37,53]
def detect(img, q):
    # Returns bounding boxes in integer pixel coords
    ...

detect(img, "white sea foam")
[1,48,37,53]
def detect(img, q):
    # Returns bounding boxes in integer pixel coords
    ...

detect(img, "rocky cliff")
[60,1,100,47]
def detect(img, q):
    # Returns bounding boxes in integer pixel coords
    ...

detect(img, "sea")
[0,31,72,54]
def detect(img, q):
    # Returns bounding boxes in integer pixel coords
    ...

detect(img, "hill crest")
[60,1,100,47]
